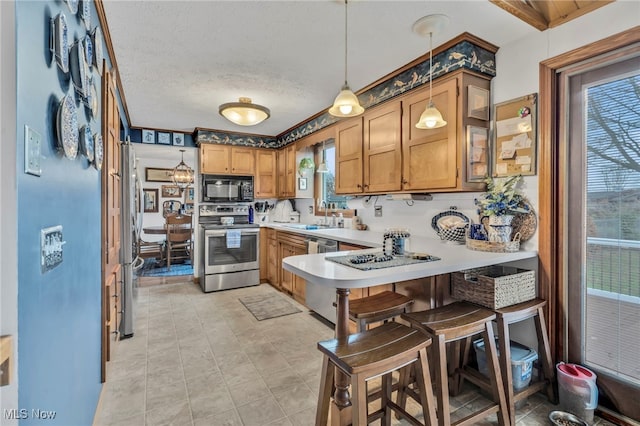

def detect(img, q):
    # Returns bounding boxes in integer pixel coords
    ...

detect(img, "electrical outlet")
[374,206,383,217]
[308,205,313,214]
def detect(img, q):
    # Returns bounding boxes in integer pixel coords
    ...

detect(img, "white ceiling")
[102,1,539,137]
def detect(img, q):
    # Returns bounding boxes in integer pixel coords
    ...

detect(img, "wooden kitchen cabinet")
[266,229,279,289]
[335,70,489,195]
[200,144,255,175]
[401,78,458,191]
[259,228,268,282]
[335,117,363,194]
[277,143,297,198]
[363,100,402,193]
[277,231,307,303]
[255,149,277,198]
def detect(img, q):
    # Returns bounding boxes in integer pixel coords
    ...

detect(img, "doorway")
[539,29,640,420]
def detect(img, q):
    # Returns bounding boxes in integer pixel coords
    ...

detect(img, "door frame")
[538,26,640,419]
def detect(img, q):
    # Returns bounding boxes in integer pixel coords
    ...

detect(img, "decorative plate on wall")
[56,94,79,160]
[49,13,69,74]
[80,0,91,30]
[79,125,94,162]
[91,26,104,75]
[83,34,93,72]
[65,0,79,14]
[93,133,103,170]
[70,40,88,98]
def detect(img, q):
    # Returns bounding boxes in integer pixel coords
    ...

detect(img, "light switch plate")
[41,225,64,273]
[25,125,42,176]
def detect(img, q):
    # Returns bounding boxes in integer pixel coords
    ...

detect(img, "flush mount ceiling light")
[171,149,194,192]
[219,97,270,126]
[413,13,449,129]
[328,0,364,118]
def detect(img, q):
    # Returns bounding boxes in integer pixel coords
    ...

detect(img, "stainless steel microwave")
[201,175,254,203]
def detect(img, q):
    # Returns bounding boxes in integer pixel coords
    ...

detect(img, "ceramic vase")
[488,215,514,243]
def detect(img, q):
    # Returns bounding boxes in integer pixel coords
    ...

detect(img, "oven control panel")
[200,204,249,217]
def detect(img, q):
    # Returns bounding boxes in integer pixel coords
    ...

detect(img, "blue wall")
[16,1,109,424]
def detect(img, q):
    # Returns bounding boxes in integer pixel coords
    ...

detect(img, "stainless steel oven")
[199,204,260,292]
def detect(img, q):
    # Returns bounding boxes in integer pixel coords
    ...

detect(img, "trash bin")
[474,339,538,407]
[556,362,598,425]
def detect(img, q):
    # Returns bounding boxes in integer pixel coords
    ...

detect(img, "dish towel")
[308,241,319,254]
[226,230,241,249]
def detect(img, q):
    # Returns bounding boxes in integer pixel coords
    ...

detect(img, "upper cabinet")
[277,143,297,198]
[255,149,277,199]
[200,144,255,175]
[401,78,458,191]
[335,69,488,195]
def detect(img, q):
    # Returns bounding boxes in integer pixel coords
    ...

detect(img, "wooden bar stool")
[343,290,414,332]
[493,298,556,424]
[316,322,438,426]
[401,302,509,426]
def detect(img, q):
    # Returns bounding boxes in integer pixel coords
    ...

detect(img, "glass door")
[566,53,640,417]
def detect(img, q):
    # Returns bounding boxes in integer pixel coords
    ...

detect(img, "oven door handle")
[205,228,260,236]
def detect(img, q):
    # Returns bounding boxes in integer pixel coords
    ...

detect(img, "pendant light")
[328,0,364,118]
[316,140,329,173]
[171,149,194,192]
[413,14,449,129]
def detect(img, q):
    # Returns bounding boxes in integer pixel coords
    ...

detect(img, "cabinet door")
[267,236,279,288]
[363,101,402,193]
[335,117,363,194]
[292,245,306,302]
[402,78,458,190]
[230,147,255,175]
[259,228,268,282]
[201,144,231,174]
[285,144,296,197]
[255,150,277,198]
[279,243,294,293]
[277,148,287,197]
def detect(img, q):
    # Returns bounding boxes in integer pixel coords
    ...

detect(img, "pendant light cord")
[429,31,433,103]
[344,0,348,86]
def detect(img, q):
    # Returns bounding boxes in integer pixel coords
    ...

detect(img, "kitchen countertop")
[269,222,538,289]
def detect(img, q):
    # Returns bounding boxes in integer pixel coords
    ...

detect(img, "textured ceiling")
[102,1,542,136]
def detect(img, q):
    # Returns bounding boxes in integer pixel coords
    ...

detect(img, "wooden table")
[282,246,537,426]
[143,226,191,237]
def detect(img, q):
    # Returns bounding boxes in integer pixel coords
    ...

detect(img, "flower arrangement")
[475,175,529,217]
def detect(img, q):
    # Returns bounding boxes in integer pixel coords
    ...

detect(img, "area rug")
[137,259,193,277]
[239,294,302,321]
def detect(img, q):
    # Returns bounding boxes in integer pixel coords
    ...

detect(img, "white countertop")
[272,223,538,289]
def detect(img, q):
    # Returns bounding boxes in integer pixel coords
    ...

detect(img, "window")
[314,140,353,217]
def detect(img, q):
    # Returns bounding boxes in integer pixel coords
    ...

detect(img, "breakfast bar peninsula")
[282,243,537,425]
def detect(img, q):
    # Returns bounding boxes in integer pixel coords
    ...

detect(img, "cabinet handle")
[402,179,409,185]
[356,184,362,189]
[363,184,369,189]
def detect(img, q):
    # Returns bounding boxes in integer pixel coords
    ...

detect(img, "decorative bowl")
[438,225,467,243]
[548,410,588,426]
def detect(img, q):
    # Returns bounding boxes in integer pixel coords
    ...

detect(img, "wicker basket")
[452,266,536,309]
[466,238,520,253]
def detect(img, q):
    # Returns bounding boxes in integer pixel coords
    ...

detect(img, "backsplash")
[294,176,538,251]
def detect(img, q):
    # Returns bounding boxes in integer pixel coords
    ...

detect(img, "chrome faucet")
[320,200,328,225]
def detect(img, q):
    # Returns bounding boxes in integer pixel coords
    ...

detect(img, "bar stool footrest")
[454,405,500,426]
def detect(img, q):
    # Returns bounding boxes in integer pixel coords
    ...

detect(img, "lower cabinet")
[266,229,279,289]
[277,231,307,304]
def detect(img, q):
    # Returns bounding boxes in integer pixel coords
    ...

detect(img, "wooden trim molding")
[538,25,640,362]
[94,0,131,127]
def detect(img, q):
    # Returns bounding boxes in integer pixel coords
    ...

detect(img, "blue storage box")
[473,339,538,392]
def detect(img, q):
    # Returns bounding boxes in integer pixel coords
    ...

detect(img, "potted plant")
[474,175,529,242]
[298,157,315,176]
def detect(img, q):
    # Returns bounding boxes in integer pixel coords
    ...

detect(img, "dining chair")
[162,200,183,218]
[165,214,192,271]
[134,228,165,265]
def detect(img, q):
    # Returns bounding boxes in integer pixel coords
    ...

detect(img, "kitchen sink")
[281,223,335,230]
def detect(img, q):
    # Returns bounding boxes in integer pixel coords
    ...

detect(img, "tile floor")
[93,280,615,426]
